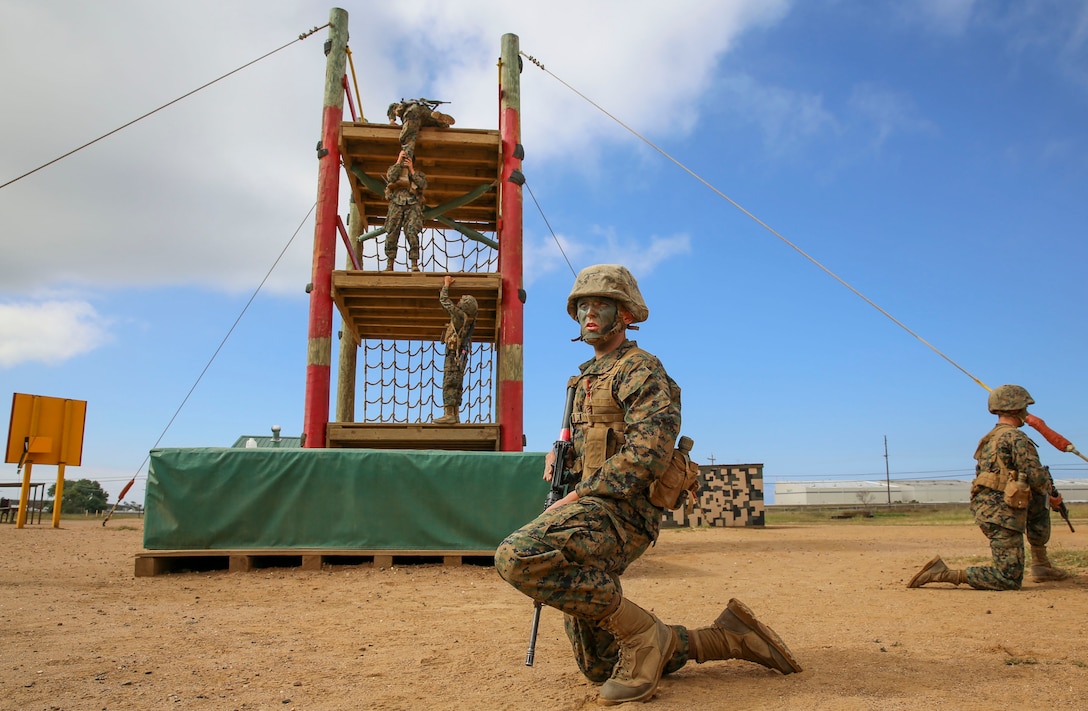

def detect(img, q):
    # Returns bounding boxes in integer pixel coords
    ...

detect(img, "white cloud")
[0,0,788,297]
[909,0,977,35]
[713,74,839,154]
[523,225,690,288]
[0,301,113,367]
[848,83,938,150]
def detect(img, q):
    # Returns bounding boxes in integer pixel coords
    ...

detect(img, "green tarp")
[144,448,548,551]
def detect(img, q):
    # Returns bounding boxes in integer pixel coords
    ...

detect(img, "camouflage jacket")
[439,286,473,353]
[384,162,427,204]
[570,339,681,537]
[970,423,1052,531]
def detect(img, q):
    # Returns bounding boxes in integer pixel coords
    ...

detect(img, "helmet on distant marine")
[987,384,1034,414]
[459,295,478,318]
[566,264,649,324]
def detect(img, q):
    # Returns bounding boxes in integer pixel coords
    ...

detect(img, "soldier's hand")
[443,275,454,288]
[1050,493,1064,510]
[545,490,579,512]
[543,449,556,482]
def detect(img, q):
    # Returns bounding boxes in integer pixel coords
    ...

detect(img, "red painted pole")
[497,34,525,452]
[302,8,348,448]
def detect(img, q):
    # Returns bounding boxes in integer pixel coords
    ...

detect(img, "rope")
[519,51,990,393]
[0,23,329,192]
[112,203,317,499]
[346,45,365,122]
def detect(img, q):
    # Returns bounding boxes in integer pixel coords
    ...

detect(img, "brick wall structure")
[661,463,765,528]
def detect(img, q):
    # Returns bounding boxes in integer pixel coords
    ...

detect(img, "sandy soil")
[1,517,1085,711]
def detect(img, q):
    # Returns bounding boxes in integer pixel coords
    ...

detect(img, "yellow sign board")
[6,393,87,466]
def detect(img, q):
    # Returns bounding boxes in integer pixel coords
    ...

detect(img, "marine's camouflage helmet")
[987,384,1034,414]
[566,264,649,324]
[459,295,479,318]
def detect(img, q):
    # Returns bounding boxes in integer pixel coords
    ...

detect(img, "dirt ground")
[2,518,1086,711]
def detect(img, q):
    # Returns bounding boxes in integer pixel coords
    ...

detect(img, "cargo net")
[356,226,497,423]
[358,340,494,423]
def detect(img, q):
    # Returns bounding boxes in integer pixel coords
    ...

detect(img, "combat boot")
[384,258,395,272]
[411,259,421,272]
[433,406,459,424]
[430,110,455,127]
[1030,545,1071,582]
[908,555,968,587]
[597,598,676,706]
[687,599,802,674]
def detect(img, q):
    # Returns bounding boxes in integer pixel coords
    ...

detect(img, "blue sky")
[3,1,1087,506]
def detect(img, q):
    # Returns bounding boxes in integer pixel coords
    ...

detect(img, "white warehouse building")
[774,479,1088,506]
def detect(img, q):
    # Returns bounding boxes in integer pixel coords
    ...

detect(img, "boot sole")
[907,555,943,588]
[726,599,803,674]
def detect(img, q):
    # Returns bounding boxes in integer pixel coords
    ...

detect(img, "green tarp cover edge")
[144,448,548,551]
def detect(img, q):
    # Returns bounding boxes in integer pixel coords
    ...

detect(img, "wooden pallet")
[134,549,495,577]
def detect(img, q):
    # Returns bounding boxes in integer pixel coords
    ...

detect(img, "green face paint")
[576,297,618,343]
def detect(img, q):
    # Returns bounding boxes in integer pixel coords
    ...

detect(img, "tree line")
[43,478,114,514]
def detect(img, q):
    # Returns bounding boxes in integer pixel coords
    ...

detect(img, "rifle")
[400,97,450,110]
[1043,467,1075,533]
[1052,483,1075,533]
[525,382,577,667]
[457,315,477,372]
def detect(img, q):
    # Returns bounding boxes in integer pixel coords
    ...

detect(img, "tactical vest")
[972,424,1018,492]
[443,308,475,353]
[568,347,648,475]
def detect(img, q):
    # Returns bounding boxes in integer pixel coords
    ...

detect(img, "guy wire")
[1,23,329,191]
[524,180,577,278]
[120,202,317,490]
[520,50,990,393]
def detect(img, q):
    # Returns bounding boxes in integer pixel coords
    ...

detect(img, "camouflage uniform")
[439,285,475,413]
[1026,488,1056,559]
[384,161,427,266]
[387,99,455,159]
[967,424,1052,590]
[495,339,692,681]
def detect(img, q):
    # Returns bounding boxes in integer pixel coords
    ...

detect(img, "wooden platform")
[331,270,501,344]
[134,549,496,577]
[326,422,501,451]
[340,122,501,232]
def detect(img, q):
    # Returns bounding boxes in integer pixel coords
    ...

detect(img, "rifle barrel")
[525,602,543,666]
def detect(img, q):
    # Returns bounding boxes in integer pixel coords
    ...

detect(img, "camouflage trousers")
[495,497,692,682]
[384,202,422,262]
[966,523,1024,590]
[441,352,465,409]
[1026,491,1052,548]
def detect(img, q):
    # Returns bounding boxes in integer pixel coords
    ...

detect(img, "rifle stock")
[525,382,577,667]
